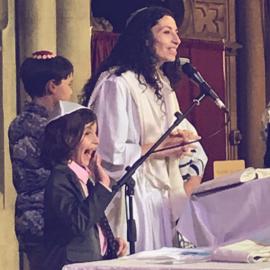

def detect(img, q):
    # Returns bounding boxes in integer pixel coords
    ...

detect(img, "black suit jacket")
[43,164,115,270]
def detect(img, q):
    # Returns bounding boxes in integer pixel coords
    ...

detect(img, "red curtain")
[91,31,226,180]
[91,31,119,73]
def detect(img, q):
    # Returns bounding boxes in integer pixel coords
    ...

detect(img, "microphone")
[179,58,228,112]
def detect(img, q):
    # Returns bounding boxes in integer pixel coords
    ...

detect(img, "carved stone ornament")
[181,0,227,41]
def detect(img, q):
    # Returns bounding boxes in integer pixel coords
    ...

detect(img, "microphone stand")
[112,92,207,254]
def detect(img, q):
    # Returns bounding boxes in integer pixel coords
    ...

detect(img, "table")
[62,257,270,270]
[177,178,270,247]
[63,178,270,270]
[62,247,270,270]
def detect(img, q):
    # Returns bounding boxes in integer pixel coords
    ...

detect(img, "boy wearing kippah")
[8,50,73,270]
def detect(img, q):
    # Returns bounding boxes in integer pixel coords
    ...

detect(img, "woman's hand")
[184,175,202,196]
[116,237,128,257]
[88,152,111,188]
[170,129,201,143]
[142,129,200,159]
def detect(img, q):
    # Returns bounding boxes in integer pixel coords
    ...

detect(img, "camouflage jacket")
[8,102,50,248]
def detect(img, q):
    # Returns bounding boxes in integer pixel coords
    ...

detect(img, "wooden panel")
[181,0,227,41]
[177,38,227,180]
[213,159,245,178]
[182,0,240,162]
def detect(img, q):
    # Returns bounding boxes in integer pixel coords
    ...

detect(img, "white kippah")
[48,101,88,123]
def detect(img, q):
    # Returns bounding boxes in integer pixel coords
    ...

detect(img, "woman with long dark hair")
[81,6,208,251]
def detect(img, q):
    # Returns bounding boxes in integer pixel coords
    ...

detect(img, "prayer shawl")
[121,71,188,222]
[91,70,188,222]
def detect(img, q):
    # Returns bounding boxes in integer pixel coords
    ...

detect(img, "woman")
[41,102,127,270]
[81,7,208,251]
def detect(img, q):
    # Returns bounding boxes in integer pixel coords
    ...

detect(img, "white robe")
[89,70,207,252]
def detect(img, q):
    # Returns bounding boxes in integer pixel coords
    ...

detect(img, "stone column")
[16,0,56,109]
[237,1,266,167]
[17,0,56,59]
[56,0,91,102]
[0,0,20,269]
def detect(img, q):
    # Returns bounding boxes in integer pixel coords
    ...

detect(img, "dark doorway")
[91,0,185,33]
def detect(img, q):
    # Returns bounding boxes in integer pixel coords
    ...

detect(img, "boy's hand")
[88,152,111,188]
[116,237,128,257]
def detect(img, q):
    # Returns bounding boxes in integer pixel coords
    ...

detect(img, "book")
[120,247,211,264]
[192,167,270,196]
[211,240,270,263]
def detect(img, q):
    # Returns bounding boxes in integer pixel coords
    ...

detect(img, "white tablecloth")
[62,247,270,270]
[177,178,270,247]
[63,258,270,270]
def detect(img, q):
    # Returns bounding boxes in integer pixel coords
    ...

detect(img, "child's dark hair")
[20,53,73,98]
[42,108,97,169]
